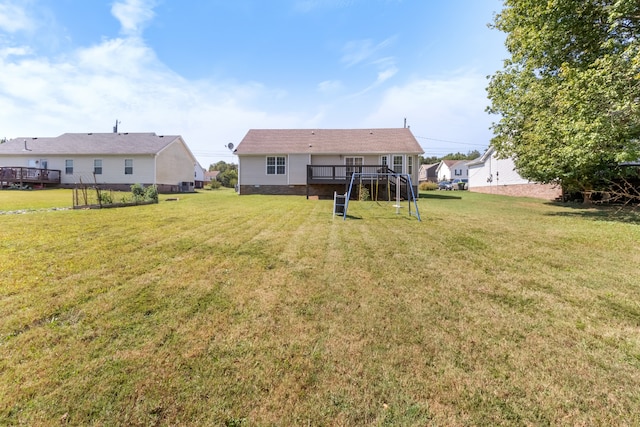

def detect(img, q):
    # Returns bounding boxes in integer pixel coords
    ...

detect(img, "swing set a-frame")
[333,171,421,221]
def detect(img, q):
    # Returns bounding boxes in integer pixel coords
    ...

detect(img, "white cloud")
[341,37,395,67]
[0,45,31,58]
[111,0,156,37]
[317,79,343,94]
[0,1,33,33]
[0,31,307,165]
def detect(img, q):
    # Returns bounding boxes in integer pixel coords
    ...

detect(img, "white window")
[408,156,414,175]
[125,159,133,175]
[65,159,73,175]
[392,155,403,173]
[380,155,389,168]
[94,159,102,175]
[455,169,462,176]
[266,156,286,175]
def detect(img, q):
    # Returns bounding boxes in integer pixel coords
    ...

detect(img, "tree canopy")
[487,0,640,192]
[420,150,481,164]
[209,161,238,188]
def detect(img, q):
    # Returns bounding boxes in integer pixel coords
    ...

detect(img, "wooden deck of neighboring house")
[0,167,61,188]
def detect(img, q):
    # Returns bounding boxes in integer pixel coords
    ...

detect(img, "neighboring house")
[418,163,438,183]
[194,163,206,189]
[204,170,219,185]
[467,146,561,200]
[0,133,198,192]
[234,128,424,198]
[436,160,468,182]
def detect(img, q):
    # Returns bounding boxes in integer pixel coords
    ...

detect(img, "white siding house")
[234,128,424,198]
[467,146,561,200]
[436,160,468,182]
[0,133,198,192]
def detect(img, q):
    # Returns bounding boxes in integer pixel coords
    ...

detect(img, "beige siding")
[156,139,196,185]
[238,155,288,187]
[86,156,155,185]
[310,155,342,165]
[288,154,309,185]
[0,154,155,185]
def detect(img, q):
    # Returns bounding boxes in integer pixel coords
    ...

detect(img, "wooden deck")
[307,164,392,184]
[0,167,61,188]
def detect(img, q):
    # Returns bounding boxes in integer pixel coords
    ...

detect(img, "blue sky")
[0,0,507,167]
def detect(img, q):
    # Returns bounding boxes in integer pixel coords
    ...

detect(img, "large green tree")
[487,0,640,194]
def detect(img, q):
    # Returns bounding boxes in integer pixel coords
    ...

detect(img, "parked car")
[451,178,468,190]
[438,180,453,190]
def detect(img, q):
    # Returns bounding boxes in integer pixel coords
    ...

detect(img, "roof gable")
[467,146,495,167]
[235,128,424,155]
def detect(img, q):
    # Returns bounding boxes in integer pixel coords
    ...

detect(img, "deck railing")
[307,164,393,184]
[0,167,62,186]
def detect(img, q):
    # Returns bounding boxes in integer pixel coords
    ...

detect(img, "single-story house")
[234,128,424,198]
[204,170,220,184]
[418,163,438,183]
[0,132,198,192]
[436,159,468,182]
[467,146,561,200]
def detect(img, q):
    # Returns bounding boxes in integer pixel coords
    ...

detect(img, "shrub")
[98,191,113,205]
[144,185,158,202]
[131,183,145,201]
[359,186,370,201]
[419,182,438,191]
[206,180,222,190]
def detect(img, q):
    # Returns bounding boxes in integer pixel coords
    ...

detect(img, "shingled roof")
[235,128,424,155]
[0,133,181,156]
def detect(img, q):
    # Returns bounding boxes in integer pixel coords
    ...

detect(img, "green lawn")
[1,188,639,425]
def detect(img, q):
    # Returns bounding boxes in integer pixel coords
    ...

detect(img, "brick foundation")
[239,185,308,196]
[470,183,562,200]
[239,183,419,200]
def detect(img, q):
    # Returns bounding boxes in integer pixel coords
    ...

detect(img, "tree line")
[420,150,481,165]
[208,161,237,188]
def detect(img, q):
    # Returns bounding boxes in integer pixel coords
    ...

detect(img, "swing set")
[333,172,421,221]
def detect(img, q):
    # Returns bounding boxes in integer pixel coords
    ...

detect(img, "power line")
[415,135,488,147]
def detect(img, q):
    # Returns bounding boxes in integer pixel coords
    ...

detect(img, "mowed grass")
[1,188,640,425]
[0,189,73,211]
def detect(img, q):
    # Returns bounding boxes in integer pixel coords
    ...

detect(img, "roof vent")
[369,130,373,134]
[311,131,315,135]
[88,133,92,135]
